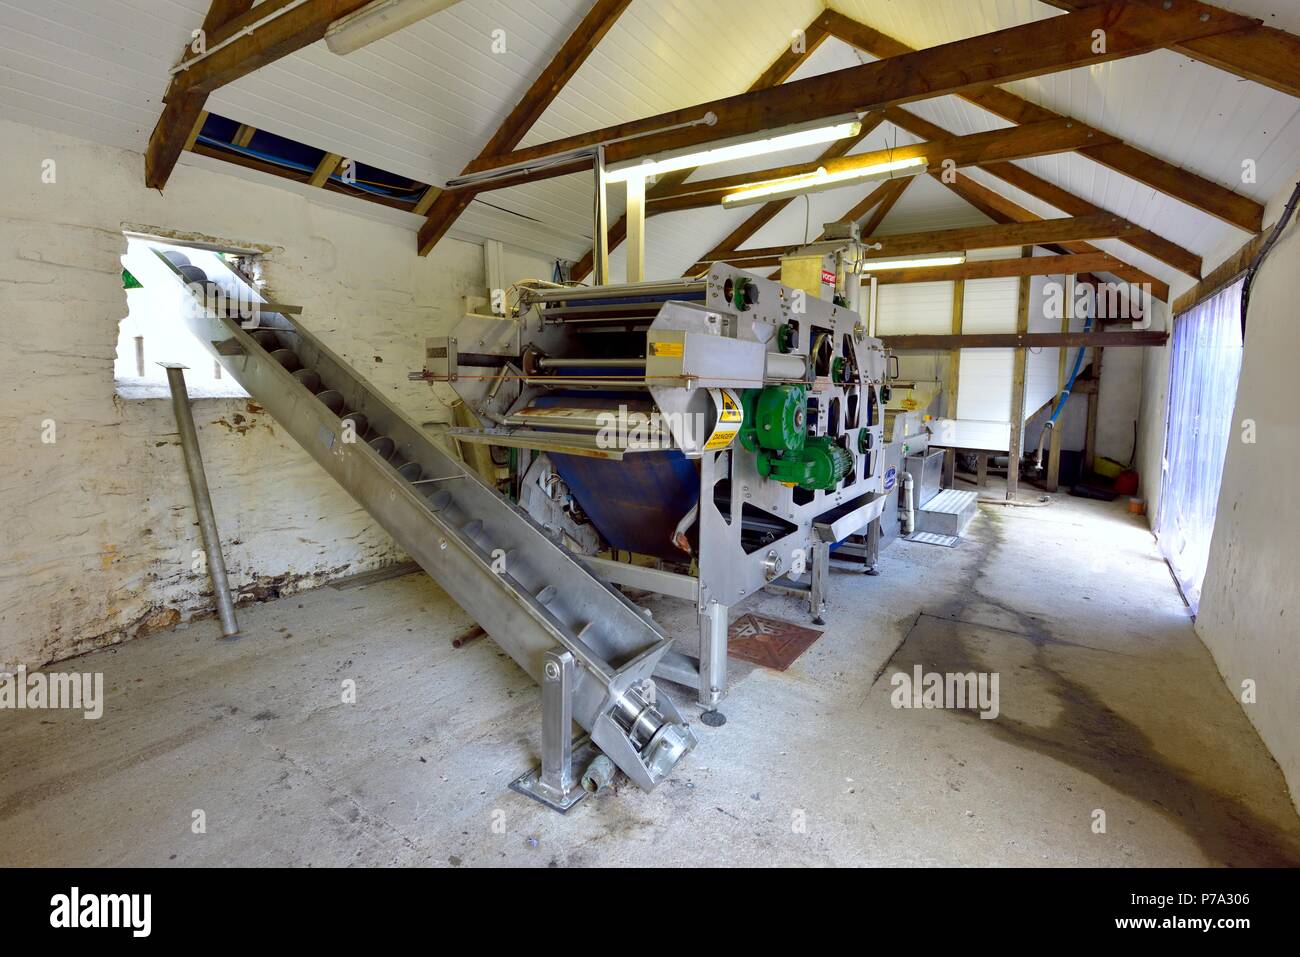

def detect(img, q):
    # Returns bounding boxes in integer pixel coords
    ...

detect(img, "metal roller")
[523,278,705,305]
[368,435,395,459]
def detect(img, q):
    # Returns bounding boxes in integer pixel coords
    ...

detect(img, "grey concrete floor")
[3,489,1299,867]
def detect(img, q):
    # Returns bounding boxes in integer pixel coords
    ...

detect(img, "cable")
[1240,179,1300,340]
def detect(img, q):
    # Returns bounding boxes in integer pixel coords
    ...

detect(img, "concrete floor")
[3,489,1299,867]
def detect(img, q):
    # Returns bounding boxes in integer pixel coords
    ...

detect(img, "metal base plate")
[509,737,602,814]
[906,531,960,547]
[727,613,824,671]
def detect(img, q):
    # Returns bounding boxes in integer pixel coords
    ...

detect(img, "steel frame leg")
[863,518,881,575]
[509,649,599,813]
[698,601,728,726]
[810,541,829,625]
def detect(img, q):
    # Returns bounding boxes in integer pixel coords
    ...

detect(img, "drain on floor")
[727,613,823,671]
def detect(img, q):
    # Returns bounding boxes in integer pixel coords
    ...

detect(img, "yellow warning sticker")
[719,390,743,423]
[704,426,740,450]
[650,340,684,358]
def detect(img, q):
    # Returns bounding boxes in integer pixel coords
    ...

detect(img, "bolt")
[544,661,560,680]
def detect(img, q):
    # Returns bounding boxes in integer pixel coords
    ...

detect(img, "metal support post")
[625,173,646,284]
[863,518,881,575]
[509,649,598,812]
[162,363,240,639]
[809,540,830,625]
[592,145,610,286]
[698,600,728,727]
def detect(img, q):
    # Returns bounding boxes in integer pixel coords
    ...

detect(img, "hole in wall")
[114,235,257,400]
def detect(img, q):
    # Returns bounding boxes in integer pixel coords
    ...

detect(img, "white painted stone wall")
[1197,175,1300,811]
[0,119,548,669]
[1137,172,1300,811]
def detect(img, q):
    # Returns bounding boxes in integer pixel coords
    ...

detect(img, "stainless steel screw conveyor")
[154,225,910,812]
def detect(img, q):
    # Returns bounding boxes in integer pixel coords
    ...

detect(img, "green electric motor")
[740,384,805,453]
[740,385,852,491]
[756,436,853,491]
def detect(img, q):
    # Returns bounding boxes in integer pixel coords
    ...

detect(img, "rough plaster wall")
[0,119,547,670]
[1095,345,1142,466]
[1195,174,1300,811]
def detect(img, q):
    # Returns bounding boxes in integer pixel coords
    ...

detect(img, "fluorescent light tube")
[326,0,464,55]
[861,254,967,271]
[603,120,863,183]
[721,156,927,207]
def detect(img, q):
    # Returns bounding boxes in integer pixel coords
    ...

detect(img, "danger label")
[719,389,743,423]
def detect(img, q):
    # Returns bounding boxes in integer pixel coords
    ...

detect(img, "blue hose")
[1046,310,1095,427]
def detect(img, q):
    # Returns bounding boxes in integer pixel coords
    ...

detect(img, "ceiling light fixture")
[721,156,927,207]
[861,253,967,271]
[603,119,863,184]
[326,0,465,55]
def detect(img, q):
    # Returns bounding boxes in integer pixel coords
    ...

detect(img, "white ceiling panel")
[0,0,1296,290]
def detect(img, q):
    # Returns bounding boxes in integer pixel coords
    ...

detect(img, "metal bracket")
[509,649,595,813]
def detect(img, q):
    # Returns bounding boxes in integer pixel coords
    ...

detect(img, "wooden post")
[1006,248,1032,501]
[943,278,964,488]
[1084,348,1103,473]
[1046,274,1076,491]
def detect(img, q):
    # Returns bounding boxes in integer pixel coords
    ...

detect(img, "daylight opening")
[114,236,255,399]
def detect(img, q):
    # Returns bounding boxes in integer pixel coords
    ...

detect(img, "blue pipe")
[1046,310,1095,427]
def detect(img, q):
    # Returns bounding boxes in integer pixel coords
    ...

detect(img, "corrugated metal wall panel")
[956,277,1020,422]
[875,281,954,335]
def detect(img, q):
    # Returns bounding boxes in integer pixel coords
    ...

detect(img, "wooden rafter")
[863,251,1123,284]
[417,0,634,257]
[1040,0,1300,98]
[691,175,912,278]
[147,0,375,188]
[940,171,1171,301]
[857,177,911,236]
[145,0,254,189]
[679,116,883,278]
[644,117,1113,212]
[821,8,1263,234]
[309,153,343,188]
[571,15,834,280]
[880,106,1202,278]
[168,0,372,95]
[458,2,1253,182]
[720,213,1145,267]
